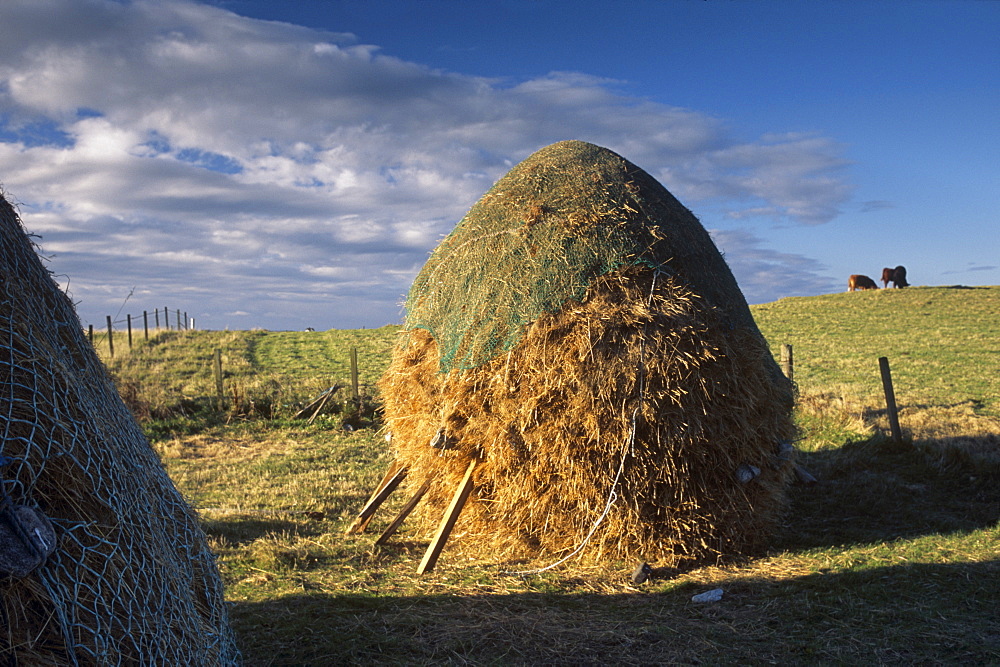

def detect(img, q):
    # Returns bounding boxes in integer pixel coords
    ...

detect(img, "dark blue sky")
[1,0,997,330]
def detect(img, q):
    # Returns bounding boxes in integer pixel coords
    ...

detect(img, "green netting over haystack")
[407,139,761,372]
[0,192,239,664]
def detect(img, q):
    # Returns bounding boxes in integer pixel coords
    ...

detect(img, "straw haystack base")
[380,268,796,569]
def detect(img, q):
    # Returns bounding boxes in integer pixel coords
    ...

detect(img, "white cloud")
[0,0,852,330]
[709,228,842,304]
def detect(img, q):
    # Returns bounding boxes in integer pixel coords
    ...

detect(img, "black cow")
[881,266,909,288]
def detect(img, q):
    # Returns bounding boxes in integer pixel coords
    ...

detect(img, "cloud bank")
[0,0,852,330]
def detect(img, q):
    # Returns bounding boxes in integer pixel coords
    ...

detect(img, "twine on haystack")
[502,406,637,576]
[503,269,665,576]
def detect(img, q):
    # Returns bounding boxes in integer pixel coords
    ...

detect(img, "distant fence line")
[87,307,195,357]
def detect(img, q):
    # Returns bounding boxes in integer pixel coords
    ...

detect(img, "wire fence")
[86,307,194,357]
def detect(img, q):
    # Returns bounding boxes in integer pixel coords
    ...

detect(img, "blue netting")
[0,192,238,665]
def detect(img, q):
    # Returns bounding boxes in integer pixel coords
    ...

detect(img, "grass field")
[103,286,999,665]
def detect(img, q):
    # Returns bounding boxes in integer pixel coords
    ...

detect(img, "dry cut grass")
[156,420,998,666]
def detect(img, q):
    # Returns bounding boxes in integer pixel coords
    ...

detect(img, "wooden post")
[214,349,224,403]
[878,356,903,444]
[127,314,133,350]
[375,478,432,547]
[155,308,160,329]
[164,307,169,330]
[88,324,93,345]
[306,390,334,425]
[106,316,114,358]
[184,311,188,330]
[418,458,478,575]
[345,462,407,535]
[781,344,793,383]
[143,311,149,340]
[177,309,181,331]
[350,347,360,403]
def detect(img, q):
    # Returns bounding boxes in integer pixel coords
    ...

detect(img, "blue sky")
[0,0,996,331]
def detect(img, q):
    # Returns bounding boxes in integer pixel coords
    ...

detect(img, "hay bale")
[0,192,238,663]
[379,140,796,567]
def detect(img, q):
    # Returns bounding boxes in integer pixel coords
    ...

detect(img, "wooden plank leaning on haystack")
[344,455,477,574]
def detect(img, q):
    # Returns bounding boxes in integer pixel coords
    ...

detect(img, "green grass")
[104,326,401,439]
[754,286,1000,416]
[103,290,999,665]
[246,325,400,385]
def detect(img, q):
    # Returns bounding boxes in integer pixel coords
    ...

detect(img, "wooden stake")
[214,349,224,403]
[306,391,334,425]
[375,478,432,547]
[350,347,360,403]
[878,356,903,444]
[344,461,406,535]
[418,458,478,575]
[781,344,793,383]
[293,384,342,420]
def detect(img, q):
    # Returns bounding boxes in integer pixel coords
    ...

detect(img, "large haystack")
[379,140,796,568]
[0,192,238,663]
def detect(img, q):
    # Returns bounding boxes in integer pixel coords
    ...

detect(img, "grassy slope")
[120,288,998,665]
[754,286,1000,415]
[246,325,401,386]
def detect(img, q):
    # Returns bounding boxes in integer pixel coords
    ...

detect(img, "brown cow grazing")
[881,265,909,288]
[848,274,879,291]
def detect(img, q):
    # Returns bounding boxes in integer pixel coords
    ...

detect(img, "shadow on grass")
[200,516,307,545]
[229,559,999,665]
[776,433,999,552]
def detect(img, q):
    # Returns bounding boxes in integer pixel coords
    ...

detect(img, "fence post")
[350,347,360,403]
[878,356,903,444]
[143,311,149,340]
[214,348,224,404]
[780,344,793,383]
[88,324,93,345]
[106,315,114,358]
[155,308,160,329]
[127,314,133,350]
[184,311,188,330]
[177,309,182,332]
